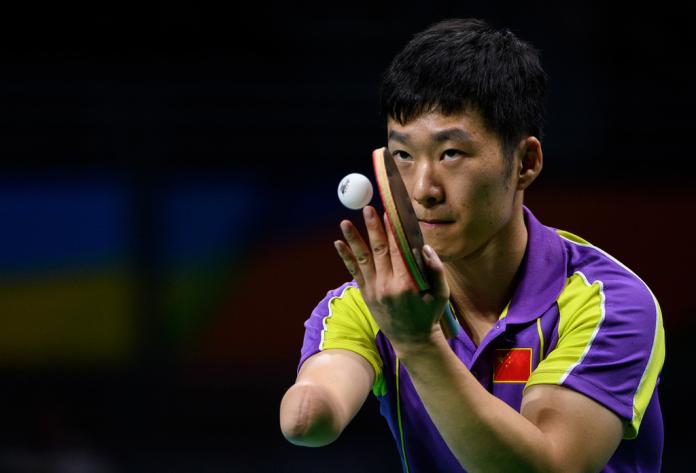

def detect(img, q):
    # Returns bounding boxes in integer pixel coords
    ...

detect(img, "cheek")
[448,158,511,218]
[469,172,513,225]
[472,175,502,209]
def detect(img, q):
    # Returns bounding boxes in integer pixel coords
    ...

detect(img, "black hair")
[380,18,547,159]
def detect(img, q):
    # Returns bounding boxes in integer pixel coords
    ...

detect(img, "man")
[280,18,664,472]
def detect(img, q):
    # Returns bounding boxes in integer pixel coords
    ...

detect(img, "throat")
[456,310,498,347]
[447,283,511,346]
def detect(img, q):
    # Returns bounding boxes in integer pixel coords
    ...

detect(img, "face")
[387,110,520,263]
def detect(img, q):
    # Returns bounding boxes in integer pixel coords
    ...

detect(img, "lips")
[418,218,454,224]
[418,218,455,230]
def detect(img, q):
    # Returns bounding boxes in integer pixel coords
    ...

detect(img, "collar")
[501,206,567,325]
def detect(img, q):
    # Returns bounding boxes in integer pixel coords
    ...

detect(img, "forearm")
[396,335,558,473]
[280,382,345,447]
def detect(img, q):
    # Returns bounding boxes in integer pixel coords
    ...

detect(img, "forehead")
[387,110,497,144]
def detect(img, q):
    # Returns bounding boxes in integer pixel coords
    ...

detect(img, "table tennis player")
[280,18,664,472]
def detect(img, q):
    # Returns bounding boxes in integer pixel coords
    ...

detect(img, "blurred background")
[0,1,692,471]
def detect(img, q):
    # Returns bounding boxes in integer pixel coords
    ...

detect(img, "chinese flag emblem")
[493,348,532,383]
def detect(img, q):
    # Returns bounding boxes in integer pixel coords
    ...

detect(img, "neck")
[444,205,528,324]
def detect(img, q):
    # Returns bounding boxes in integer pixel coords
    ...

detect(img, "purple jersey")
[299,207,665,472]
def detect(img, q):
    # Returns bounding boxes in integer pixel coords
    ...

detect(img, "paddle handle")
[440,304,461,339]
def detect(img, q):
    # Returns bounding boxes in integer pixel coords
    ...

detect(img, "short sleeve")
[299,282,384,395]
[525,271,665,439]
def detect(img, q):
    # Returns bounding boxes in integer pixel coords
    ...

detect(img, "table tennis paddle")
[372,147,460,339]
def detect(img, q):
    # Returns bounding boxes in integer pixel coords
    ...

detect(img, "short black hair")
[380,18,547,158]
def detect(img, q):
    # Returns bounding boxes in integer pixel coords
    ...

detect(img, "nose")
[412,161,444,208]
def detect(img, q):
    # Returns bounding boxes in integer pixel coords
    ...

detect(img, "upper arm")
[286,283,382,440]
[280,349,373,446]
[521,384,622,473]
[296,348,375,428]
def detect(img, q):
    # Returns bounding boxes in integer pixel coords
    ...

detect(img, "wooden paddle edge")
[372,147,430,291]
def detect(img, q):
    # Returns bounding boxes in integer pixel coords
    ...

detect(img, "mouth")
[418,219,455,229]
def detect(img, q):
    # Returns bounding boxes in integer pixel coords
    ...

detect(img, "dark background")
[0,1,693,471]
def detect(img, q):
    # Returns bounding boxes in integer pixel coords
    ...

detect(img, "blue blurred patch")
[0,178,129,273]
[162,177,260,267]
[0,171,354,276]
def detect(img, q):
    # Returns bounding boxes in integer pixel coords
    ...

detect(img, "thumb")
[422,244,449,302]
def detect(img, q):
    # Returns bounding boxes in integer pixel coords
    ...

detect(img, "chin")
[429,245,454,262]
[428,239,472,263]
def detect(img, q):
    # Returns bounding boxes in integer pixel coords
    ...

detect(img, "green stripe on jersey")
[628,298,665,438]
[525,272,604,386]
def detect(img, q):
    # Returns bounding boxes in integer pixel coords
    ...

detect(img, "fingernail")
[363,206,374,221]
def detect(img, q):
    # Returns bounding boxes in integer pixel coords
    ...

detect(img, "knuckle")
[372,243,388,256]
[356,253,371,265]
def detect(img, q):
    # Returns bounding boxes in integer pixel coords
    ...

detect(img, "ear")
[515,136,543,191]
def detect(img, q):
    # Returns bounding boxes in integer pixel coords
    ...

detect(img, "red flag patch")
[493,348,532,383]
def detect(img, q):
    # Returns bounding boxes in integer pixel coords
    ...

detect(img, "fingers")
[422,244,449,301]
[363,206,392,282]
[333,207,418,295]
[333,240,366,288]
[337,219,375,286]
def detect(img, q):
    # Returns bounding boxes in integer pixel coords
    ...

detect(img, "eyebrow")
[432,128,472,142]
[387,127,472,144]
[387,130,410,144]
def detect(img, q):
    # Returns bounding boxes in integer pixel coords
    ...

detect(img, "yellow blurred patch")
[0,270,135,366]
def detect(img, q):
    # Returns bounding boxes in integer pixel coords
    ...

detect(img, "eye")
[442,149,464,160]
[392,150,413,161]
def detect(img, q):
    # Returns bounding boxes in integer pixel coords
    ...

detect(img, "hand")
[333,205,450,349]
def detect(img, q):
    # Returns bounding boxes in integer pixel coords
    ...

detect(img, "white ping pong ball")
[337,173,374,210]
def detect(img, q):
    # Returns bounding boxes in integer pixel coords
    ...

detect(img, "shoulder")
[300,281,385,394]
[547,229,665,438]
[304,280,381,349]
[309,282,376,325]
[555,229,660,326]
